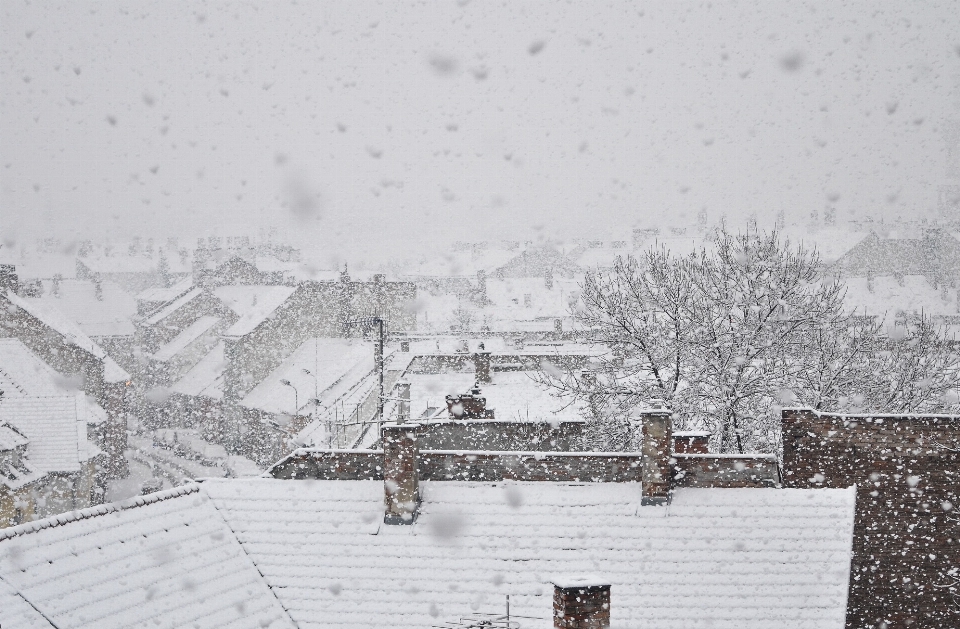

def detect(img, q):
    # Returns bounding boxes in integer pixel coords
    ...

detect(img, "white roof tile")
[203,479,855,629]
[0,485,296,629]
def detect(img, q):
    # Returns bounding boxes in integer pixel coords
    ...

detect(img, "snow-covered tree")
[539,227,960,453]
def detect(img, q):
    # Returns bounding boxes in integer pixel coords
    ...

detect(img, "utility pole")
[345,316,386,424]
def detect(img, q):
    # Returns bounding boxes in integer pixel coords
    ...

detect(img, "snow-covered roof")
[136,276,194,303]
[0,424,29,450]
[0,578,56,629]
[407,371,583,423]
[0,485,295,629]
[0,339,115,422]
[151,315,221,362]
[213,285,296,337]
[203,480,855,628]
[26,279,137,337]
[1,293,131,383]
[4,290,104,359]
[842,275,957,317]
[79,255,157,274]
[0,473,855,628]
[143,286,204,325]
[0,395,101,473]
[171,341,226,400]
[241,338,374,415]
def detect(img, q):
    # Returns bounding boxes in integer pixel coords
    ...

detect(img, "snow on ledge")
[0,484,200,542]
[782,407,960,420]
[550,574,610,589]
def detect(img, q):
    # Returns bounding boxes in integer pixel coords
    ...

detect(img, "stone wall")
[781,408,960,628]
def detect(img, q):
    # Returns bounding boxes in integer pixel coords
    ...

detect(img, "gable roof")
[171,341,226,400]
[0,485,295,629]
[835,229,960,278]
[136,276,194,303]
[142,286,205,326]
[0,395,100,473]
[26,279,137,337]
[240,338,374,415]
[1,292,130,383]
[203,479,856,628]
[151,315,221,363]
[213,285,296,337]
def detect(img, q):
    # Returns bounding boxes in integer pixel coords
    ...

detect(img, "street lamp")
[302,368,318,400]
[280,379,299,417]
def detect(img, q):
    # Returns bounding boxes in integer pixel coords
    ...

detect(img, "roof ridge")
[0,484,200,542]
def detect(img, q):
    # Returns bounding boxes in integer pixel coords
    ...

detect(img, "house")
[0,407,855,628]
[0,294,130,478]
[22,278,139,373]
[833,229,960,284]
[0,394,104,528]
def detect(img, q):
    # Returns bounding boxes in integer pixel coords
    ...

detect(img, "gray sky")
[2,0,959,261]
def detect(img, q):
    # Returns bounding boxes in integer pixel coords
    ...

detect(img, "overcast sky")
[2,0,959,261]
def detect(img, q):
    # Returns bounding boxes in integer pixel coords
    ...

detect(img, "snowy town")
[3,0,960,628]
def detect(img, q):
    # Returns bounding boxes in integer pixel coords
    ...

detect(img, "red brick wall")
[782,408,960,628]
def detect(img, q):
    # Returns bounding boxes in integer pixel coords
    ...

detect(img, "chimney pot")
[552,577,611,629]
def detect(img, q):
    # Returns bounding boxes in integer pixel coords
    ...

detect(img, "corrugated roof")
[0,485,295,629]
[204,480,856,629]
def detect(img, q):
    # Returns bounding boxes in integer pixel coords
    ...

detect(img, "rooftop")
[0,394,101,473]
[240,338,374,415]
[213,285,296,337]
[0,479,856,629]
[26,278,137,337]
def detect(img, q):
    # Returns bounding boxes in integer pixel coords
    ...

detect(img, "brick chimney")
[382,422,420,525]
[634,402,673,506]
[396,380,411,422]
[552,577,611,629]
[673,430,710,454]
[473,344,492,383]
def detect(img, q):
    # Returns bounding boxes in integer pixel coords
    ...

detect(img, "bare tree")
[539,227,960,453]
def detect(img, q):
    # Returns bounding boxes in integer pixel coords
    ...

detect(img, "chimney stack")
[396,381,411,422]
[633,401,673,506]
[382,423,420,525]
[473,344,492,383]
[552,577,611,629]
